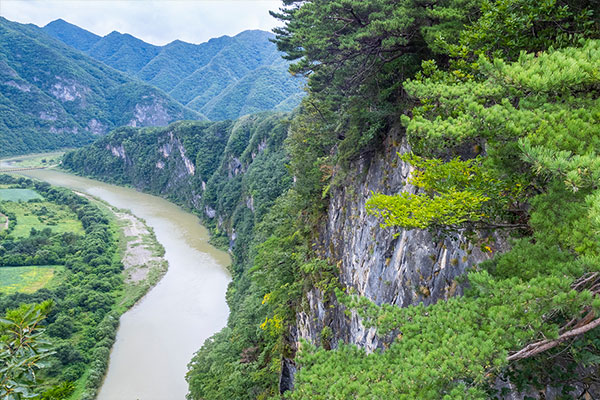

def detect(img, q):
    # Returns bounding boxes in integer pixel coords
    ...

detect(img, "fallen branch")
[573,272,600,291]
[507,316,600,362]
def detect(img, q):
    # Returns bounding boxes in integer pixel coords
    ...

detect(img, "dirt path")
[0,213,8,231]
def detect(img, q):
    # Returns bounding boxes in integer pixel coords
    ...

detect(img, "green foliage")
[283,100,337,220]
[271,0,482,162]
[186,142,301,400]
[291,266,597,399]
[367,154,520,230]
[0,301,54,400]
[294,34,600,400]
[0,17,199,157]
[404,40,600,154]
[0,175,123,398]
[444,0,600,61]
[43,20,305,120]
[36,381,75,400]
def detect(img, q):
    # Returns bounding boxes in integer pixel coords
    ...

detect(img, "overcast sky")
[0,0,284,45]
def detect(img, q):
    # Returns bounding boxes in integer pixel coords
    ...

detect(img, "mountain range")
[0,17,304,156]
[43,19,305,120]
[0,17,200,156]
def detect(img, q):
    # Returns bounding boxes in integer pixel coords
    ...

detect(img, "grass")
[0,188,43,201]
[0,265,63,294]
[0,151,65,169]
[1,200,84,238]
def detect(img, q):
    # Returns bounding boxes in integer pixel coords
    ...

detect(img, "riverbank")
[2,160,231,399]
[66,193,169,399]
[85,195,169,312]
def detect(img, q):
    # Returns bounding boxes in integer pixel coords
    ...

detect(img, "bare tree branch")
[507,316,600,362]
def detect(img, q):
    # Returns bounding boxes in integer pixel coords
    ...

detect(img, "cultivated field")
[0,188,43,201]
[0,151,64,169]
[1,200,84,238]
[0,265,63,294]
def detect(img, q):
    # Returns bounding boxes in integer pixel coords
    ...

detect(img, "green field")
[0,265,62,294]
[0,151,65,169]
[1,201,84,238]
[0,188,43,201]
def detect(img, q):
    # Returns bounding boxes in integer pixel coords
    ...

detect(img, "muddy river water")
[4,165,231,400]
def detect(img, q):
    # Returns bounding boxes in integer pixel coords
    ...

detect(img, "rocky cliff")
[65,119,507,391]
[63,113,291,251]
[266,125,507,394]
[299,127,496,347]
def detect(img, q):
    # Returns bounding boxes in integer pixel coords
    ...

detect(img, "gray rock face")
[296,127,499,351]
[39,111,58,121]
[86,118,106,134]
[127,97,176,127]
[5,80,31,92]
[50,76,90,102]
[107,144,126,159]
[227,156,243,178]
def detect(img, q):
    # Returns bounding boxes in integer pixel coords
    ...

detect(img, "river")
[3,164,231,400]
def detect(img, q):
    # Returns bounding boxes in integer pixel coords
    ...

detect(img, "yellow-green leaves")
[368,190,489,230]
[366,154,515,230]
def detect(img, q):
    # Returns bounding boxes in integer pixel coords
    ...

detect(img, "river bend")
[6,166,231,400]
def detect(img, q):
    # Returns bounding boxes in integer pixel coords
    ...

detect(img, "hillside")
[0,17,200,157]
[43,20,305,120]
[63,0,600,399]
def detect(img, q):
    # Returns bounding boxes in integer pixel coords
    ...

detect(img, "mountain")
[43,20,305,120]
[41,18,100,51]
[63,1,600,399]
[0,17,200,157]
[87,31,161,75]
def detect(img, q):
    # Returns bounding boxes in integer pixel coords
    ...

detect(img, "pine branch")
[507,316,600,362]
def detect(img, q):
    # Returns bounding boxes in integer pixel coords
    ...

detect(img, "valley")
[1,157,231,399]
[1,1,600,399]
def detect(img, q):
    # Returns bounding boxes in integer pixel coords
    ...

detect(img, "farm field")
[0,188,43,201]
[0,265,63,294]
[1,200,84,238]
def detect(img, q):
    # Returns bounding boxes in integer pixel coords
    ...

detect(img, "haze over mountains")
[0,17,304,156]
[0,17,200,156]
[43,19,304,120]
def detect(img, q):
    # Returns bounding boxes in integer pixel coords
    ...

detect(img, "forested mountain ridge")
[63,0,600,398]
[43,19,305,120]
[0,17,200,157]
[62,112,291,234]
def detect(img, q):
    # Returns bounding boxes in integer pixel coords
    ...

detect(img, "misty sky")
[0,0,284,45]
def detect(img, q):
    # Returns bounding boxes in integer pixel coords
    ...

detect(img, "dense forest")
[0,17,201,157]
[43,19,305,120]
[31,0,600,398]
